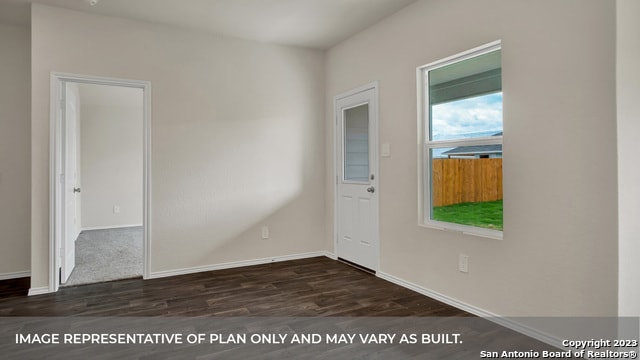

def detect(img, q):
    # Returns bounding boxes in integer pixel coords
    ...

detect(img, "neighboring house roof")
[442,131,503,156]
[442,144,502,156]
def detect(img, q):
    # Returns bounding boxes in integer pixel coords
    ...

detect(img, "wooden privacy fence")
[432,158,503,207]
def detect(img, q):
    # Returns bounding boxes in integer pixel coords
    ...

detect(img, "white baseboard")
[82,224,143,231]
[149,251,328,279]
[377,271,564,350]
[0,271,30,281]
[28,286,50,296]
[322,251,337,260]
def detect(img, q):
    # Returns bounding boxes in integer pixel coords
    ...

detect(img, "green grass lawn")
[433,200,503,231]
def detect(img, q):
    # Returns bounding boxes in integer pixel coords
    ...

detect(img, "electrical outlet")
[458,254,469,273]
[261,226,269,239]
[113,205,120,214]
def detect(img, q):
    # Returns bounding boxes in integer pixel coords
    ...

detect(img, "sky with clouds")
[431,92,503,141]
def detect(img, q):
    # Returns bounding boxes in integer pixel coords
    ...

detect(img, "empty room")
[0,0,638,358]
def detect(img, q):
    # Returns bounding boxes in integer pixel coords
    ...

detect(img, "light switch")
[381,143,391,157]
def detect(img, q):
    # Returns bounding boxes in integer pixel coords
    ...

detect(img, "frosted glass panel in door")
[344,104,369,182]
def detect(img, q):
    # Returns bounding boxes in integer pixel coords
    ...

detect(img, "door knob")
[366,186,375,193]
[73,187,81,193]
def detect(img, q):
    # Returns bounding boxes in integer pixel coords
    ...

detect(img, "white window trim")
[417,40,503,240]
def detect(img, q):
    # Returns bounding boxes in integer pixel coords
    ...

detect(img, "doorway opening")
[50,73,151,292]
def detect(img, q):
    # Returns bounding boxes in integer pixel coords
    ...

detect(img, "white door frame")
[333,81,380,271]
[49,72,152,293]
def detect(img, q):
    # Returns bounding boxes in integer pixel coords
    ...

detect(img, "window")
[343,104,370,182]
[418,41,503,239]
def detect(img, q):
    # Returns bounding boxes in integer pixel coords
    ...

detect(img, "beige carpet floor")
[61,226,143,287]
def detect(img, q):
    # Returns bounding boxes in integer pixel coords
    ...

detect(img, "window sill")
[419,222,503,240]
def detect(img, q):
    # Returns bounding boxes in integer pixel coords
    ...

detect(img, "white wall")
[30,4,326,288]
[79,86,143,230]
[617,0,640,317]
[0,22,30,278]
[326,0,617,319]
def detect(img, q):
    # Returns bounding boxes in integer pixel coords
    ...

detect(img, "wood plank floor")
[0,257,470,317]
[1,257,560,358]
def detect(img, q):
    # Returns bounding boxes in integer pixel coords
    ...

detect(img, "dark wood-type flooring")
[0,257,469,317]
[1,257,559,358]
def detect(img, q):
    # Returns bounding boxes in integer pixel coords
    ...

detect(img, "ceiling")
[0,0,417,49]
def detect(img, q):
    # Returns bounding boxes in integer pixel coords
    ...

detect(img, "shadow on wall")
[151,109,321,270]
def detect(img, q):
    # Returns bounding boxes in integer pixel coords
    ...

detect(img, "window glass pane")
[430,148,503,230]
[429,49,501,104]
[344,104,369,182]
[429,49,502,142]
[421,43,503,234]
[431,92,503,141]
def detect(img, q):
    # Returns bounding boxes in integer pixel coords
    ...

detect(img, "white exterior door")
[61,83,79,283]
[336,85,379,271]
